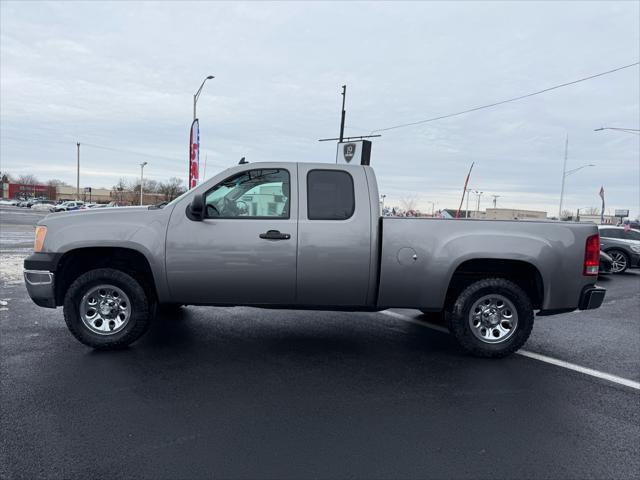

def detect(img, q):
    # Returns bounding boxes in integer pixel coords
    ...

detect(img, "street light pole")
[140,162,147,206]
[559,160,596,219]
[465,187,471,218]
[428,201,436,217]
[193,75,215,120]
[473,190,483,216]
[558,134,569,219]
[380,194,386,211]
[76,142,80,200]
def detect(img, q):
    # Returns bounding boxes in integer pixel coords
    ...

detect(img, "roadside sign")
[614,209,629,217]
[336,140,372,165]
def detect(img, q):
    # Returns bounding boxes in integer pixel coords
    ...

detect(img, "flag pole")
[456,162,474,218]
[599,186,605,224]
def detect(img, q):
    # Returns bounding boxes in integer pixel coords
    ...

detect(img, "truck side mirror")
[188,194,205,221]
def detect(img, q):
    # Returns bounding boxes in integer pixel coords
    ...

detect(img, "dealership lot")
[1,205,639,479]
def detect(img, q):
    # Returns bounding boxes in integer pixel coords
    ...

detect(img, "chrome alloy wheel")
[80,284,131,335]
[609,251,627,273]
[468,294,518,344]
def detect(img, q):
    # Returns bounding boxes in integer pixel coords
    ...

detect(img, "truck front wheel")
[448,278,534,358]
[63,268,153,349]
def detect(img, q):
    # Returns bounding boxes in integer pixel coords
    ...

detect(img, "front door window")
[204,169,290,219]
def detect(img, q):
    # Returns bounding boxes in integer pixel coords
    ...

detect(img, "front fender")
[38,207,173,302]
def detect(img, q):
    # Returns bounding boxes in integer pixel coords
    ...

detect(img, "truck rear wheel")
[448,278,534,358]
[63,268,152,349]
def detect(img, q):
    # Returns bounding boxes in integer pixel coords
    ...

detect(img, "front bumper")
[24,253,60,309]
[24,269,56,308]
[578,285,606,310]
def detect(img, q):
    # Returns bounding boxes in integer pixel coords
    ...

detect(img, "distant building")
[0,179,167,205]
[440,208,547,221]
[1,182,56,200]
[576,213,616,225]
[482,208,547,220]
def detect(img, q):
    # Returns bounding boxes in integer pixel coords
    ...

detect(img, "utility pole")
[380,194,386,211]
[76,142,80,200]
[558,134,569,218]
[339,85,346,142]
[140,162,147,206]
[492,194,501,208]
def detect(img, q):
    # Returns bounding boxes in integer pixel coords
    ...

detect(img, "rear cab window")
[307,170,355,220]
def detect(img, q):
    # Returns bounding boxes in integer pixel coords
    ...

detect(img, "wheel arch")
[54,247,158,306]
[444,258,544,310]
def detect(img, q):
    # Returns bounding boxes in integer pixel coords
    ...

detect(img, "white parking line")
[379,310,640,391]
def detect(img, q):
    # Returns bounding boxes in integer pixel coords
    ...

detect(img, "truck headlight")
[630,244,640,253]
[34,226,47,252]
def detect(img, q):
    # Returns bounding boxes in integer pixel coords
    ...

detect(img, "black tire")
[448,278,534,358]
[63,268,153,349]
[606,249,629,274]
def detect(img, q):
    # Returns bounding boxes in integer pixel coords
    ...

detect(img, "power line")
[371,62,640,133]
[594,127,640,135]
[81,142,184,162]
[1,135,185,162]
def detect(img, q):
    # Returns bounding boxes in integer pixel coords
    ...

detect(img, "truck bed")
[377,217,599,311]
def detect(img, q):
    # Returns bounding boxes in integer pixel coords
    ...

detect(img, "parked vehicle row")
[598,225,640,274]
[0,199,115,211]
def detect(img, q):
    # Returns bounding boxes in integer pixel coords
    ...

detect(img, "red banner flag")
[188,119,200,189]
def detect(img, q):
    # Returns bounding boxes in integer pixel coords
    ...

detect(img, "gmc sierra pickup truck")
[24,162,605,357]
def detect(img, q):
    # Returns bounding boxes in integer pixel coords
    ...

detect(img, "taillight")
[583,234,599,276]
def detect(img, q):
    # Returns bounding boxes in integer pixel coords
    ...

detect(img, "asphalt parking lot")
[1,205,639,479]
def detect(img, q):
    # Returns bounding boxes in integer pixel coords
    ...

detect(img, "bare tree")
[46,179,67,187]
[560,209,574,220]
[582,207,600,215]
[400,196,418,212]
[111,178,133,205]
[158,177,185,201]
[16,174,40,185]
[144,179,160,193]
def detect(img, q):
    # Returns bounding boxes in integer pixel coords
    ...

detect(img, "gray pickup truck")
[24,162,605,357]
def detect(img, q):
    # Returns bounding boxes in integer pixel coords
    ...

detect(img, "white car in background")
[0,199,19,206]
[31,200,56,212]
[54,201,84,212]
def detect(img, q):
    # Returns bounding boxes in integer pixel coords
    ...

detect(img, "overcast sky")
[1,1,639,217]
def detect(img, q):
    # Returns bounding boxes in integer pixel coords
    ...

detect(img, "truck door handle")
[259,230,291,240]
